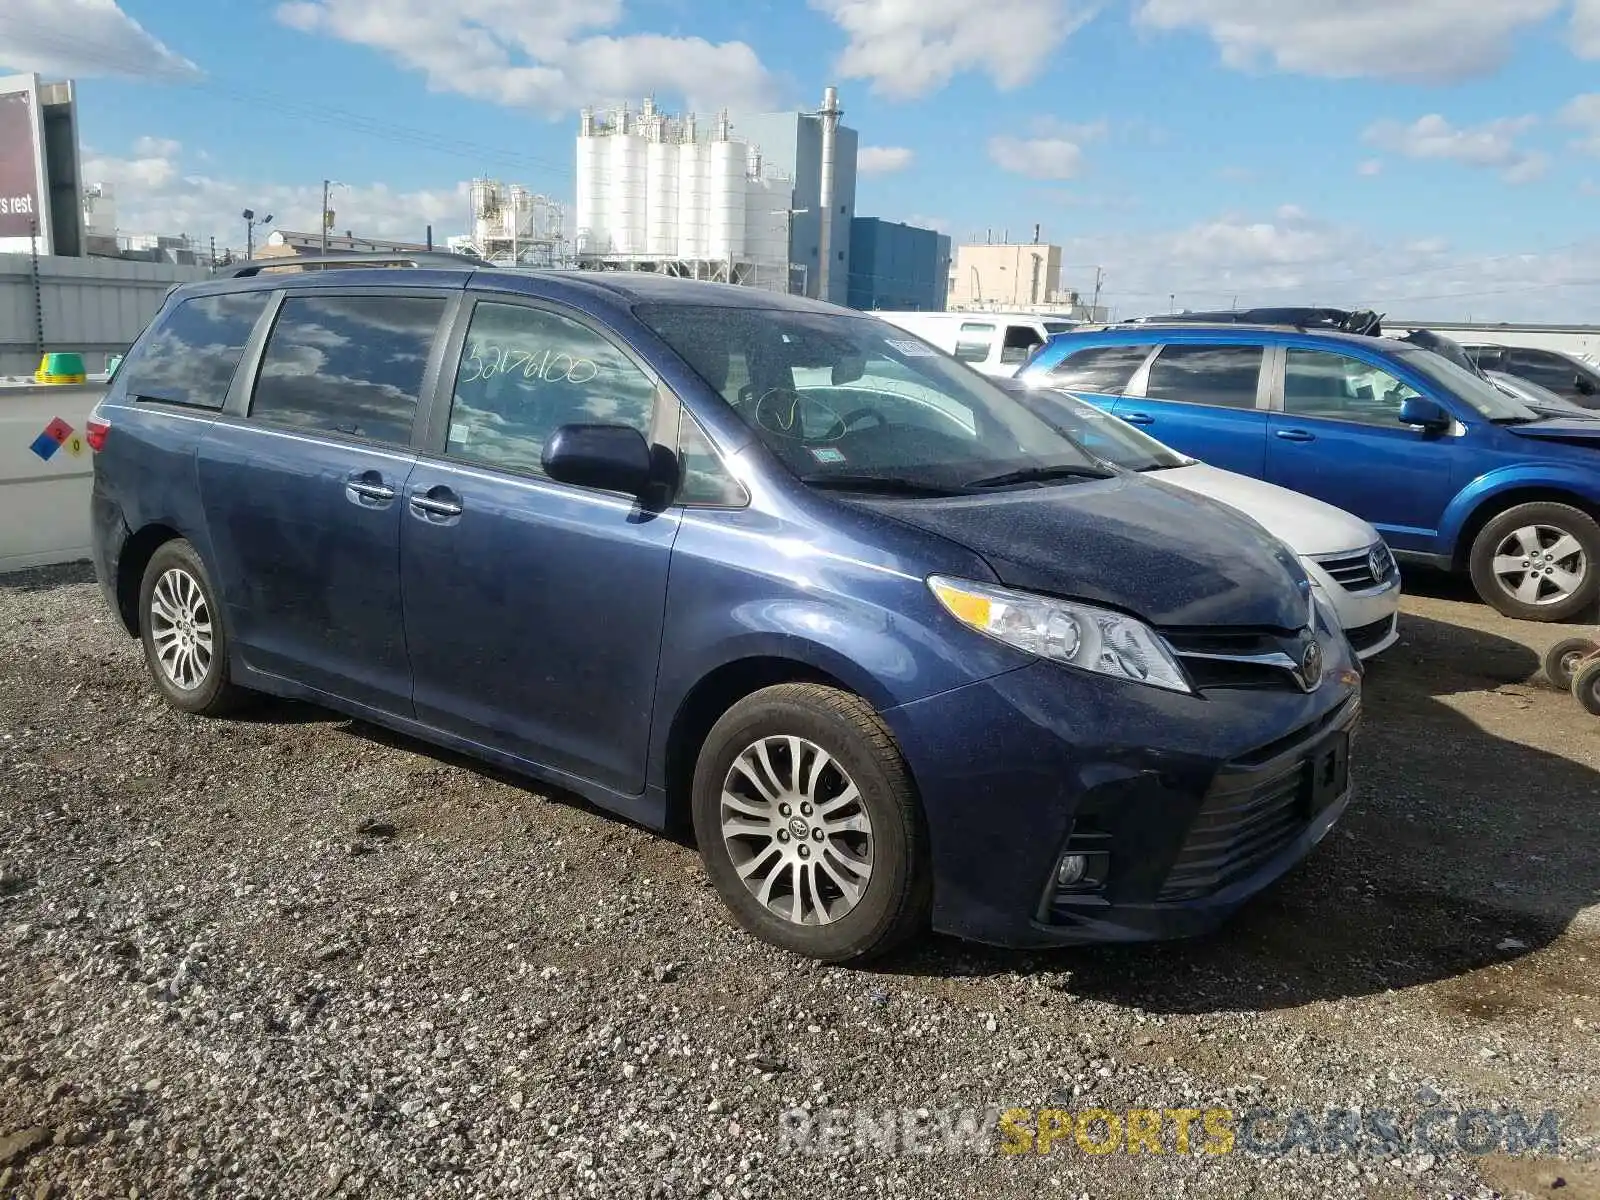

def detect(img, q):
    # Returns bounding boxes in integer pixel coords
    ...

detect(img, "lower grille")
[1345,614,1395,653]
[1158,765,1305,901]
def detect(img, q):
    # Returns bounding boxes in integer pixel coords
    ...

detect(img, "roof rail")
[216,251,490,278]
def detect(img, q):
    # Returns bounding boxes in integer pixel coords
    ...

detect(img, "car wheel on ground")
[1468,502,1600,622]
[1543,637,1600,692]
[691,683,931,963]
[1574,659,1600,716]
[138,539,248,716]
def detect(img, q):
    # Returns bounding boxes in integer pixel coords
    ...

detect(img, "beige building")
[947,242,1064,309]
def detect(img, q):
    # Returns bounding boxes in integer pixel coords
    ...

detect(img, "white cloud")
[1065,206,1600,322]
[858,145,915,174]
[1573,0,1600,54]
[812,0,1096,99]
[80,137,466,249]
[1363,114,1548,183]
[1356,159,1384,177]
[0,0,198,79]
[274,0,775,116]
[1560,92,1600,154]
[988,135,1086,180]
[1133,0,1561,83]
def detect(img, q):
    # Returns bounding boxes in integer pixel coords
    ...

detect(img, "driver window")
[1000,324,1043,365]
[446,302,656,477]
[1282,349,1421,427]
[955,323,995,363]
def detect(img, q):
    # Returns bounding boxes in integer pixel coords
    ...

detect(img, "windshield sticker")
[450,422,470,445]
[885,338,937,358]
[810,447,847,464]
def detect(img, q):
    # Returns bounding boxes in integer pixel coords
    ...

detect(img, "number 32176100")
[460,343,599,385]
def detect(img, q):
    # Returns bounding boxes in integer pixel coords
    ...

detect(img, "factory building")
[947,240,1067,310]
[847,218,950,312]
[574,88,856,302]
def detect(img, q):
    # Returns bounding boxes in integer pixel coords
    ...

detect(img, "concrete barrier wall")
[0,380,107,572]
[0,253,209,376]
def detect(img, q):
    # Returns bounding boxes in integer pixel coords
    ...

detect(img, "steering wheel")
[753,387,846,441]
[838,407,888,433]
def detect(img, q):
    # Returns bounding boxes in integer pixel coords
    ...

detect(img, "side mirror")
[542,423,654,495]
[1398,396,1449,430]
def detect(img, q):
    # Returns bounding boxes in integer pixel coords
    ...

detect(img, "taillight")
[86,414,110,452]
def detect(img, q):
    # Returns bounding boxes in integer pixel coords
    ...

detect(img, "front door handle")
[1122,411,1154,425]
[345,469,396,505]
[409,488,464,518]
[1275,428,1316,443]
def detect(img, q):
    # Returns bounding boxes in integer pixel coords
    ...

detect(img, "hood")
[1504,418,1600,447]
[847,473,1311,631]
[1151,463,1380,558]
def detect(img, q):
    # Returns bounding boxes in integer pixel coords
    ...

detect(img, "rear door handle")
[1122,411,1154,425]
[409,487,463,519]
[1275,428,1316,443]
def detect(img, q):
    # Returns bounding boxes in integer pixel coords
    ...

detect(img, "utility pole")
[1091,267,1105,317]
[321,180,331,254]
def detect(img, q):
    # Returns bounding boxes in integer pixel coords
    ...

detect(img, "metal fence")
[0,252,211,376]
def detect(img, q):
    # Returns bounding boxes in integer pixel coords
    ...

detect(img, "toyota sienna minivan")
[88,255,1361,962]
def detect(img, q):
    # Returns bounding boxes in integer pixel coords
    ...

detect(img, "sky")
[2,0,1600,321]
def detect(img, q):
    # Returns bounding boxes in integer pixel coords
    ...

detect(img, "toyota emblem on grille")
[1300,639,1324,691]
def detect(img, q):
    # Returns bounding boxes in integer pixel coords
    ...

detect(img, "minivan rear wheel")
[1468,502,1600,622]
[691,683,931,963]
[138,539,247,716]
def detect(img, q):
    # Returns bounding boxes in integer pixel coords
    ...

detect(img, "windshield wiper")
[965,464,1114,489]
[1489,415,1538,425]
[801,474,966,497]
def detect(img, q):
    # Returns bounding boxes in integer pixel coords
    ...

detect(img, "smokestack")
[816,85,842,302]
[1033,223,1040,244]
[426,224,433,250]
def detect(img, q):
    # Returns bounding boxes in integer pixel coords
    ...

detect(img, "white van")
[872,311,1079,378]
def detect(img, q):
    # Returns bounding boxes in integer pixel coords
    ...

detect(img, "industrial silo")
[574,109,609,254]
[707,114,748,262]
[607,107,646,257]
[676,116,706,260]
[645,117,679,257]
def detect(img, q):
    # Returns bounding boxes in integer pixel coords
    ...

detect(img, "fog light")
[1056,854,1089,887]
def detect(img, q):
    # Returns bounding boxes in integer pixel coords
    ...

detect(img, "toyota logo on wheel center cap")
[788,817,809,839]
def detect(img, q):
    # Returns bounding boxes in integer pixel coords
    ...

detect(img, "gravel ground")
[1,562,1597,1200]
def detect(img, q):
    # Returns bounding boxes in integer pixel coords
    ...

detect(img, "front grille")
[1163,629,1311,693]
[1158,765,1305,901]
[1316,543,1394,593]
[1345,614,1396,653]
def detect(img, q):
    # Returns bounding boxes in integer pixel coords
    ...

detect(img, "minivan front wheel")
[138,539,247,716]
[692,684,930,963]
[1469,502,1600,622]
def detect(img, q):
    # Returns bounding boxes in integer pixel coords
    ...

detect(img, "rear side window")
[955,322,995,363]
[120,292,270,409]
[1506,348,1584,391]
[1048,344,1153,394]
[1145,344,1264,409]
[999,324,1044,366]
[249,294,446,446]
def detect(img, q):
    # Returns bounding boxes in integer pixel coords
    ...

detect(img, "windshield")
[636,304,1102,492]
[1013,386,1190,471]
[1392,347,1536,421]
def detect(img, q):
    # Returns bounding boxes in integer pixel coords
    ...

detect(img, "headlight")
[927,575,1192,694]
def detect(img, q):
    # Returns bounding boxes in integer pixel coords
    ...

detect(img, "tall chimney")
[816,85,842,302]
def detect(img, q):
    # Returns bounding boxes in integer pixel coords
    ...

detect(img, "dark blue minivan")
[88,257,1360,961]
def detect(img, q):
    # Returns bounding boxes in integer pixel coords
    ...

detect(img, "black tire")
[691,683,931,963]
[1574,660,1600,717]
[137,539,248,716]
[1543,637,1600,692]
[1468,502,1600,622]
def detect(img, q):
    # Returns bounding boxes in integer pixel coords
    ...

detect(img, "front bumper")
[883,639,1361,950]
[1301,556,1401,660]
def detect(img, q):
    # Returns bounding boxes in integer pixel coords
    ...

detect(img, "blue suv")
[88,256,1359,961]
[1018,324,1600,622]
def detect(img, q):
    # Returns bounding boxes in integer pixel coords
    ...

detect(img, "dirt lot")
[1,563,1597,1199]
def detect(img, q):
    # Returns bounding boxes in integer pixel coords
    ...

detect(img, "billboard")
[0,80,44,242]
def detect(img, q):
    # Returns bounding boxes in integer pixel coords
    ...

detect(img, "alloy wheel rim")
[719,735,874,926]
[149,567,214,691]
[1491,525,1587,606]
